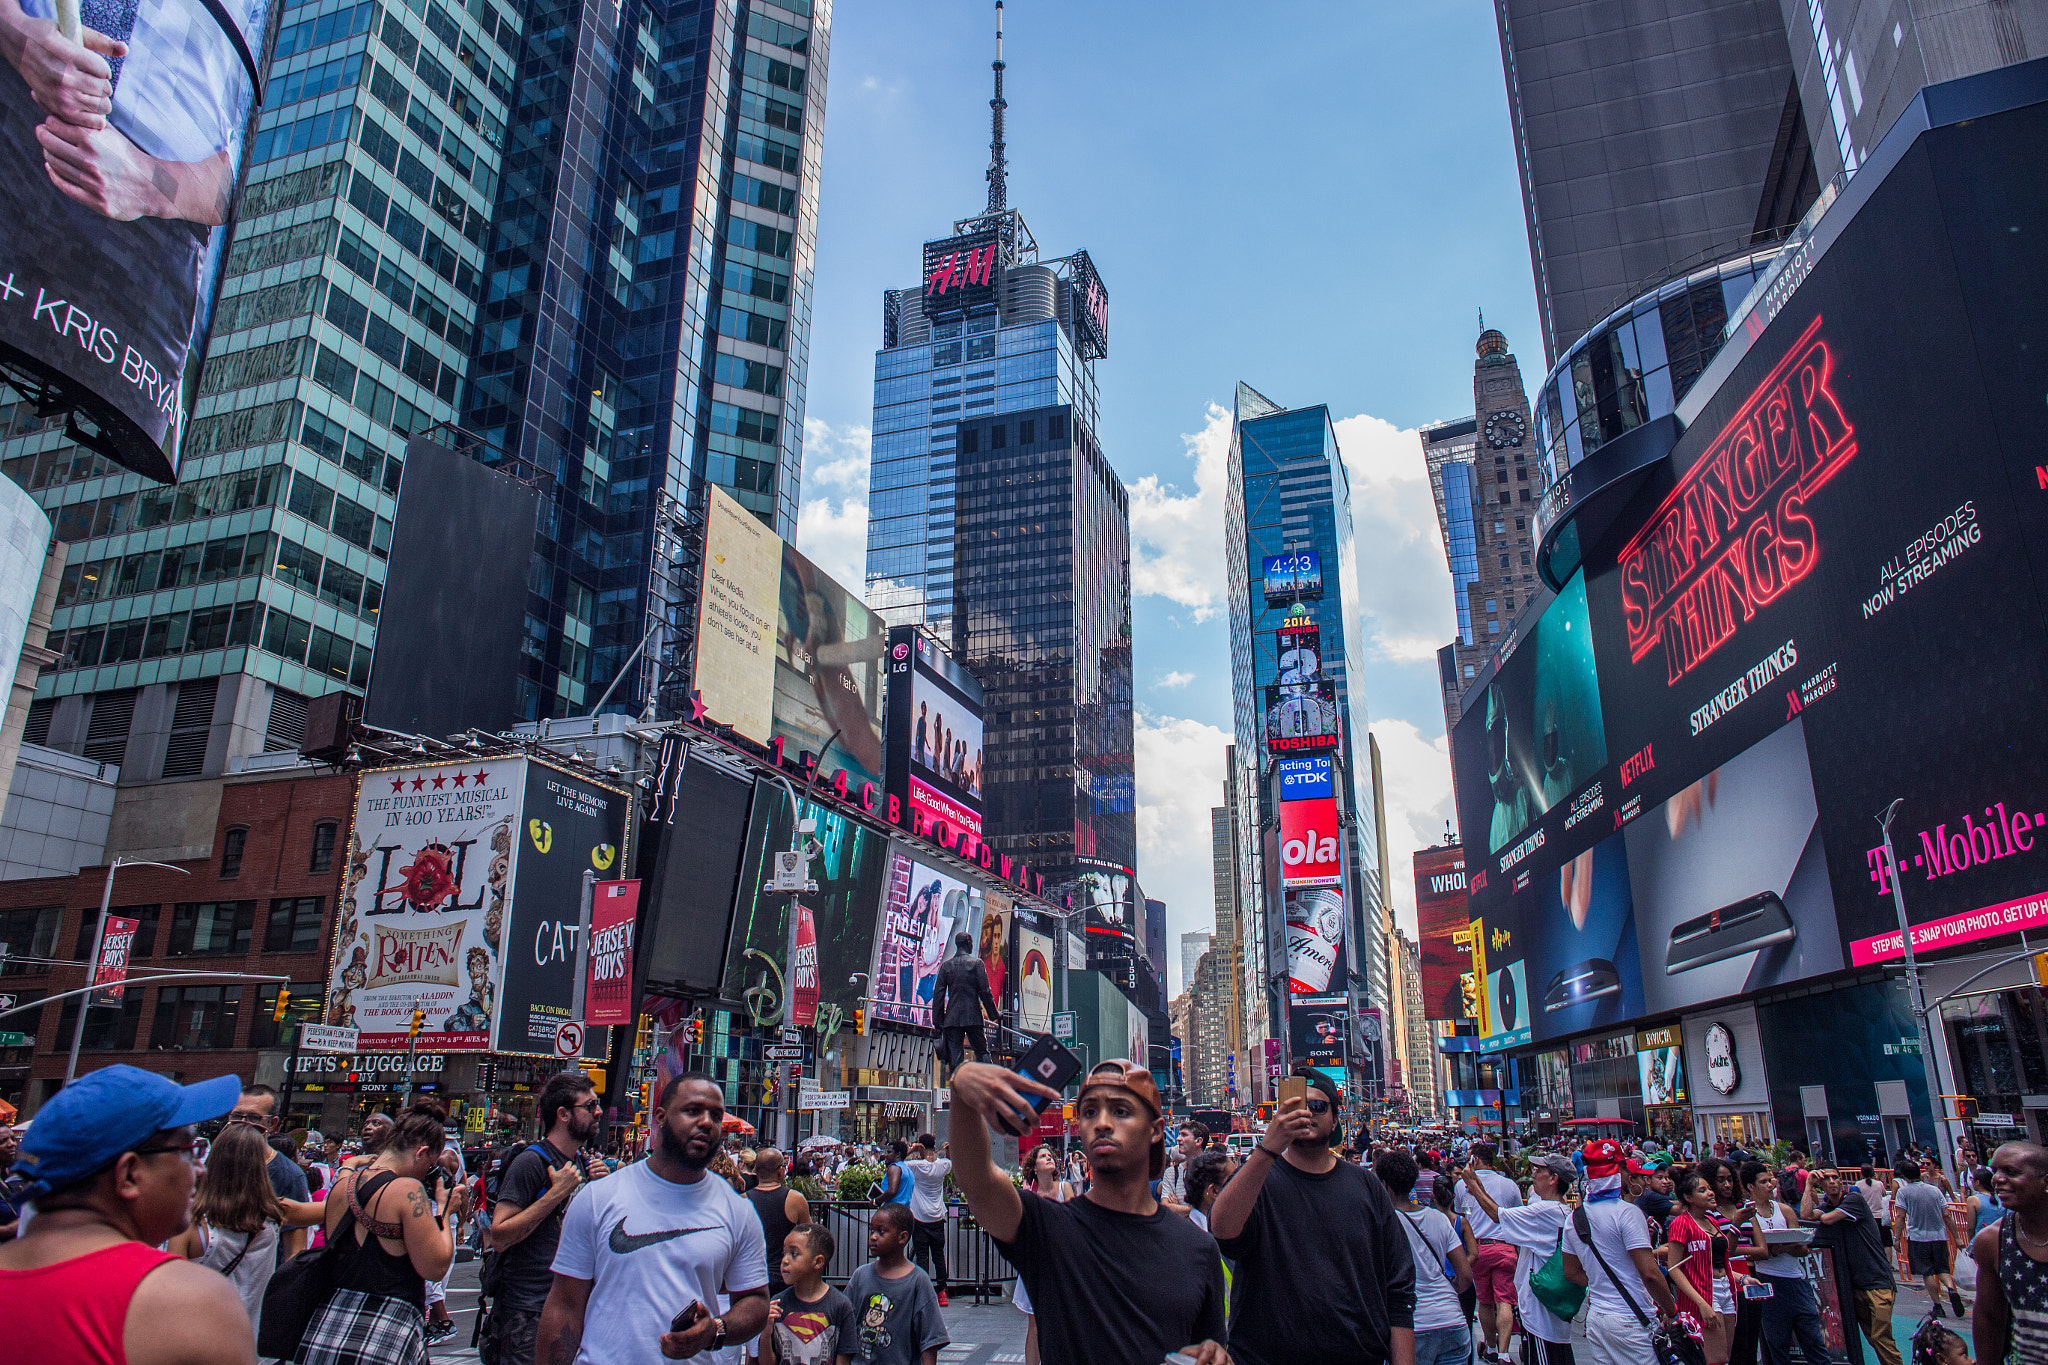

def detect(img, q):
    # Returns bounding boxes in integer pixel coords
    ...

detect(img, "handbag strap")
[215,1227,255,1279]
[1575,1204,1659,1332]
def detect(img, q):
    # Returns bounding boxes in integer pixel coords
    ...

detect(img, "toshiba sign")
[1279,795,1342,889]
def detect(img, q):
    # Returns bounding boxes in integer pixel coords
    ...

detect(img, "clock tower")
[1430,325,1548,741]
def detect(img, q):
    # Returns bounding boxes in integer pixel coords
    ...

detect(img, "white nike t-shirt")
[552,1159,770,1365]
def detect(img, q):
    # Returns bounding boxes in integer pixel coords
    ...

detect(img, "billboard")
[1285,887,1346,993]
[722,787,892,1027]
[1277,756,1333,801]
[1015,916,1054,1034]
[1278,790,1342,889]
[1068,249,1109,358]
[494,762,630,1056]
[885,625,984,842]
[0,0,279,482]
[922,228,1002,316]
[1265,681,1341,754]
[1637,1024,1687,1105]
[694,487,888,789]
[1413,845,1470,1021]
[1446,95,2048,1047]
[1289,992,1348,1073]
[870,844,974,1028]
[978,887,1013,1014]
[1143,897,1167,989]
[1079,858,1136,953]
[584,879,639,1028]
[1262,551,1324,601]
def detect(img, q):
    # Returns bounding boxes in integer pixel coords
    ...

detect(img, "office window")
[164,901,257,956]
[265,898,325,953]
[310,821,338,873]
[71,905,160,960]
[52,985,144,1051]
[152,985,243,1050]
[251,981,322,1047]
[220,826,247,877]
[0,905,61,973]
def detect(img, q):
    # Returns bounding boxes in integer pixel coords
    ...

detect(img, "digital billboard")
[1262,551,1324,601]
[0,0,279,483]
[885,625,984,843]
[870,844,974,1028]
[1079,857,1135,954]
[695,487,888,789]
[1445,93,2048,1047]
[978,886,1012,1014]
[1412,845,1470,1021]
[1288,992,1349,1074]
[1264,681,1340,754]
[1068,249,1109,358]
[1015,916,1054,1034]
[922,228,1002,316]
[722,785,892,1027]
[1285,886,1346,993]
[1278,787,1342,889]
[1637,1025,1687,1105]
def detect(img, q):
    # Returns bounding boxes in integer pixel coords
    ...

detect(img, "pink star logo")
[689,691,709,724]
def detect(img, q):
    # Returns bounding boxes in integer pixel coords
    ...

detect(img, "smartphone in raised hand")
[998,1036,1082,1136]
[1277,1076,1308,1107]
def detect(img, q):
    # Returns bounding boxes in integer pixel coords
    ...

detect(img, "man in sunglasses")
[483,1070,611,1365]
[1209,1064,1417,1365]
[949,1056,1231,1365]
[0,1064,255,1363]
[223,1083,311,1258]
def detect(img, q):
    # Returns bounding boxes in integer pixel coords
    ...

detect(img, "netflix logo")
[1618,316,1856,686]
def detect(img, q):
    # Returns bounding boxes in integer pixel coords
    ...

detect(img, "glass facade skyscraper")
[1224,383,1387,1031]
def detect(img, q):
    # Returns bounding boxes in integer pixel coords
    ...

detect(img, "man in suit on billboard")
[932,931,998,1075]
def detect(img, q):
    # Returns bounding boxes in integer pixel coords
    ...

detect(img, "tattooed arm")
[537,1274,592,1365]
[391,1173,464,1281]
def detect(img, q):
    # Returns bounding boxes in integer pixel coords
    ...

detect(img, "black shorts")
[1908,1239,1951,1277]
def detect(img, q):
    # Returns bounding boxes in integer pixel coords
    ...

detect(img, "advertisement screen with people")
[884,624,984,841]
[0,0,277,481]
[869,845,973,1028]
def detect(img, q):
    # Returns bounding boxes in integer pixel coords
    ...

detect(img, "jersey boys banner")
[1449,102,2048,1044]
[584,880,641,1028]
[92,915,141,1005]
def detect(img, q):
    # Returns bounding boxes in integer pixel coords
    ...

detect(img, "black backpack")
[478,1143,558,1299]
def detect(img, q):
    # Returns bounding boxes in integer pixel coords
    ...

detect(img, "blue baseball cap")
[15,1065,241,1195]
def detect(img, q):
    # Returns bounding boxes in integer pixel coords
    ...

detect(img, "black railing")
[812,1200,1014,1303]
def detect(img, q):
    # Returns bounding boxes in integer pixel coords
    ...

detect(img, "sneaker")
[1932,1303,1947,1319]
[936,1290,949,1308]
[1952,1292,1968,1316]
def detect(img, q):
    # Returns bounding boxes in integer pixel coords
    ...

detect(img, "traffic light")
[409,1007,425,1037]
[854,1004,866,1036]
[691,1016,706,1047]
[272,987,292,1022]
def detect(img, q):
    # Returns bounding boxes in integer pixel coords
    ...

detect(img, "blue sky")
[792,1,1545,990]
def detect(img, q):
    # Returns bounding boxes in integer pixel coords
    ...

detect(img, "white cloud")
[1128,402,1232,622]
[1134,709,1231,994]
[1369,718,1458,938]
[795,419,872,591]
[1334,413,1459,666]
[1156,670,1194,690]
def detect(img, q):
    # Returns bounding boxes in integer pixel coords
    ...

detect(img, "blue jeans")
[1416,1323,1474,1365]
[1757,1273,1831,1365]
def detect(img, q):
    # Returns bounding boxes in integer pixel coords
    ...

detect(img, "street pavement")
[424,1246,1952,1365]
[426,1250,1031,1364]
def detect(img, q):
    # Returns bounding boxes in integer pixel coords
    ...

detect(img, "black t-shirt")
[1811,1187,1892,1290]
[495,1141,575,1311]
[996,1189,1228,1365]
[1216,1156,1418,1365]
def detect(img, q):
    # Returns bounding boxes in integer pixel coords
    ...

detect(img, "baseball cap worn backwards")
[1077,1059,1166,1180]
[15,1065,241,1195]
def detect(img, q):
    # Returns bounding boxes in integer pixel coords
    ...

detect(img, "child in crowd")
[761,1223,856,1365]
[1912,1316,1972,1365]
[844,1204,948,1365]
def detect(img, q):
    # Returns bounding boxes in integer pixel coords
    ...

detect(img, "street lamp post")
[67,857,190,1085]
[1879,799,1954,1172]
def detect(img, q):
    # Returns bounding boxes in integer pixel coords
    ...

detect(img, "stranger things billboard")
[1451,91,2048,1045]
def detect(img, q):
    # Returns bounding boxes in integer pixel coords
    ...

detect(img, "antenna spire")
[986,1,1008,213]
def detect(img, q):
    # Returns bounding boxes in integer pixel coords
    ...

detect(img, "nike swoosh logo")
[608,1221,718,1254]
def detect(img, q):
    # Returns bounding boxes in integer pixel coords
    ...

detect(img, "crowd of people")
[5,1060,2048,1365]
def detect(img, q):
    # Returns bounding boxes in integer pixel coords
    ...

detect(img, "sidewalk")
[425,1254,1030,1364]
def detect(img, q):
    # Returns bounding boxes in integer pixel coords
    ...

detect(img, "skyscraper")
[1180,929,1211,998]
[8,0,527,775]
[465,0,831,721]
[1425,327,1544,735]
[864,5,1130,893]
[1224,383,1387,1047]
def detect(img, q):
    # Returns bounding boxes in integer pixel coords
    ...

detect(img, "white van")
[1224,1131,1261,1158]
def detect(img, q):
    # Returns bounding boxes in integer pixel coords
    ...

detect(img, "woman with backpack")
[280,1099,468,1365]
[167,1123,288,1333]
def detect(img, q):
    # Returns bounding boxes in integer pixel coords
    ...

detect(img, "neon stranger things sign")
[1618,316,1856,685]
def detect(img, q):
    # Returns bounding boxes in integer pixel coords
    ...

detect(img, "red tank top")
[0,1240,177,1364]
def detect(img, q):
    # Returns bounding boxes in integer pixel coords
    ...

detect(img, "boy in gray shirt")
[845,1205,949,1365]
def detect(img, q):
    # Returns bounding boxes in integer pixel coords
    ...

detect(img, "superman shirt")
[770,1285,858,1365]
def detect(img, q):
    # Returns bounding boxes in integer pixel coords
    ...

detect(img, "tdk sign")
[1277,757,1332,801]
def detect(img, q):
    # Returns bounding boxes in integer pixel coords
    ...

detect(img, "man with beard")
[482,1072,612,1365]
[1210,1065,1417,1365]
[949,1057,1230,1364]
[539,1073,769,1364]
